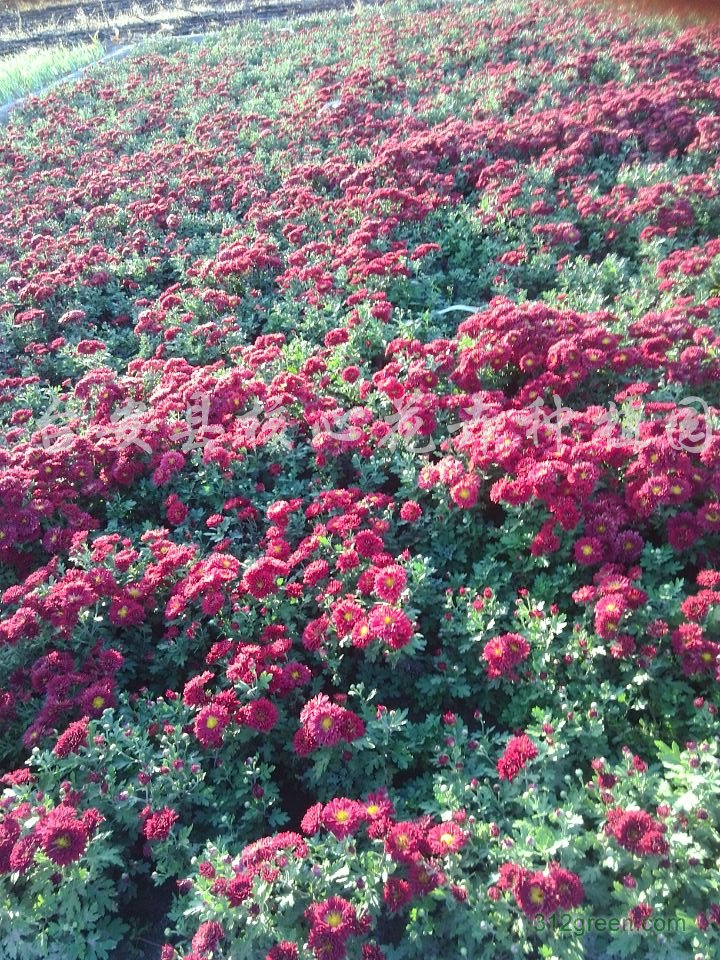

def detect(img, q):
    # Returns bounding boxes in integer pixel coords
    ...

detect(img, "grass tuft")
[0,39,104,105]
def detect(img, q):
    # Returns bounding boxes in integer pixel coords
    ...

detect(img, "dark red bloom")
[142,806,179,842]
[497,734,537,782]
[36,805,94,866]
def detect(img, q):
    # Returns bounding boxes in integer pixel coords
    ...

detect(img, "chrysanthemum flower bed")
[1,1,719,958]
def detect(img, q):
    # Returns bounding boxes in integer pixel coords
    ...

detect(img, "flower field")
[1,1,720,957]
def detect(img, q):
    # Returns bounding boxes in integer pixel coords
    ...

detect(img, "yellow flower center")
[56,835,71,849]
[440,832,455,846]
[92,696,105,709]
[321,716,334,731]
[206,716,219,730]
[325,911,343,929]
[529,886,545,905]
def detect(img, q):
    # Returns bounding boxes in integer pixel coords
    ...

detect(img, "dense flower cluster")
[482,632,531,680]
[493,861,585,918]
[605,808,670,857]
[1,801,103,873]
[295,694,365,755]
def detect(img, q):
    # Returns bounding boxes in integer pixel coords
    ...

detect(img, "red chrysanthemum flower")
[482,633,530,680]
[594,595,628,638]
[306,931,347,960]
[628,903,653,930]
[300,802,324,836]
[9,834,38,873]
[165,494,188,526]
[383,876,413,912]
[361,945,387,960]
[108,598,145,626]
[0,768,34,787]
[514,870,558,918]
[299,694,345,747]
[606,808,668,856]
[195,703,230,748]
[80,681,115,718]
[54,718,89,758]
[367,605,414,649]
[0,817,21,873]
[399,501,422,522]
[426,821,468,855]
[191,921,224,955]
[450,475,480,509]
[372,565,407,604]
[384,821,421,864]
[354,531,384,558]
[36,805,92,866]
[331,597,365,638]
[350,620,372,648]
[293,728,316,757]
[322,798,366,839]
[407,859,445,895]
[497,861,527,892]
[183,671,215,707]
[227,873,254,906]
[266,942,299,960]
[574,536,604,566]
[548,863,585,909]
[497,734,537,782]
[243,557,288,599]
[364,789,395,823]
[240,697,279,732]
[279,661,312,691]
[304,559,330,586]
[306,895,357,941]
[297,695,362,750]
[142,806,179,842]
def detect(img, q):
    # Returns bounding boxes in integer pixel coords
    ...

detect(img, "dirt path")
[0,0,380,56]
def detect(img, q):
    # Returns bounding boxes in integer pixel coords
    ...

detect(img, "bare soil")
[0,0,375,57]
